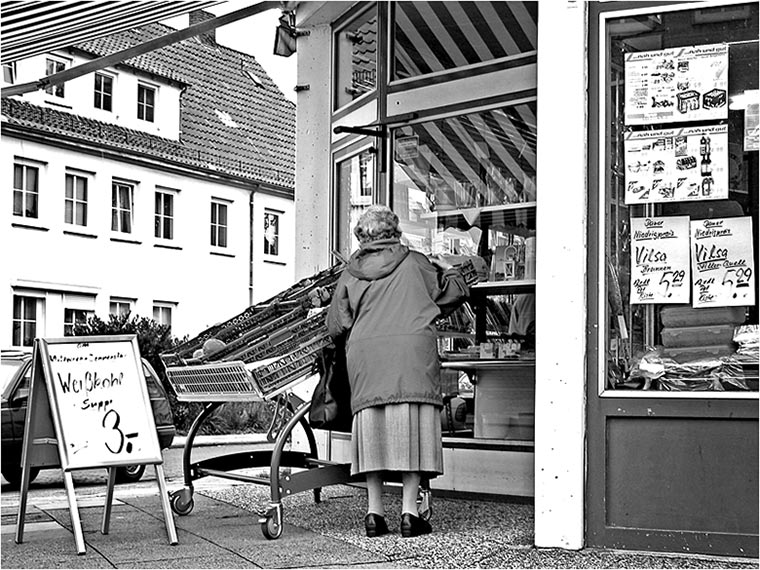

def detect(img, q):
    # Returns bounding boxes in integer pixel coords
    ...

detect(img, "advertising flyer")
[625,43,728,125]
[624,124,728,204]
[630,216,691,304]
[690,216,756,307]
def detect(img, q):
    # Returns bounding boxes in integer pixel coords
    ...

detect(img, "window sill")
[110,236,142,245]
[12,221,49,232]
[264,258,287,266]
[64,229,97,239]
[210,250,235,258]
[154,243,182,250]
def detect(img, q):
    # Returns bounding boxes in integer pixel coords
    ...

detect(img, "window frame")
[109,298,133,318]
[3,61,16,84]
[154,187,177,241]
[94,71,114,111]
[111,180,135,234]
[263,209,282,257]
[152,302,175,328]
[137,83,156,122]
[12,295,42,347]
[13,161,40,220]
[333,3,379,112]
[64,171,89,227]
[44,56,67,98]
[63,308,93,336]
[210,199,229,249]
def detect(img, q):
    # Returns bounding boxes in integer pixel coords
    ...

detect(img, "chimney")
[189,10,216,45]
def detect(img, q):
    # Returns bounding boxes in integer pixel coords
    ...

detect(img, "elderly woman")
[326,205,469,538]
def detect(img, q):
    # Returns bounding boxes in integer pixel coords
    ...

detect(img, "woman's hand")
[429,254,454,271]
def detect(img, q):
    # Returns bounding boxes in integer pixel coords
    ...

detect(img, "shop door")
[587,1,759,558]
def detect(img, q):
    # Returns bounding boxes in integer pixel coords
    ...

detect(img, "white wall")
[3,137,253,343]
[13,52,181,139]
[534,0,588,550]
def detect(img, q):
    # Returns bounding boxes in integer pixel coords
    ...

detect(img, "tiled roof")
[4,22,295,189]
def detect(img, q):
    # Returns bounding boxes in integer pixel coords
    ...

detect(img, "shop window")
[111,181,134,233]
[63,308,92,336]
[153,303,173,328]
[45,57,66,97]
[391,1,538,81]
[13,163,39,219]
[94,72,113,111]
[12,296,40,347]
[137,84,156,122]
[210,200,228,248]
[600,4,759,393]
[334,5,377,110]
[3,62,16,84]
[335,148,376,257]
[264,210,280,256]
[64,172,88,227]
[109,298,132,318]
[155,189,175,240]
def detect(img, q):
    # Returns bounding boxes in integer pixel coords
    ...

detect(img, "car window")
[1,360,24,394]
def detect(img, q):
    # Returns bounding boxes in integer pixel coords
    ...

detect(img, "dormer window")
[94,72,114,111]
[45,57,66,98]
[137,83,156,122]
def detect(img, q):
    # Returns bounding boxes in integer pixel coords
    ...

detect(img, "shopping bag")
[309,341,353,432]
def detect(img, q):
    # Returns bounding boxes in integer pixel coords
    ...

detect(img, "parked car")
[1,349,175,487]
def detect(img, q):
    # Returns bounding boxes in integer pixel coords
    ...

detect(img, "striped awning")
[1,0,219,64]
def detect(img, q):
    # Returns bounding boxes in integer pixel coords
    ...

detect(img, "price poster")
[630,216,690,304]
[691,216,756,307]
[625,43,728,125]
[625,124,728,204]
[43,338,161,470]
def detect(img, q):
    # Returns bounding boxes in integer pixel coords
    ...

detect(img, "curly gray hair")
[353,205,402,244]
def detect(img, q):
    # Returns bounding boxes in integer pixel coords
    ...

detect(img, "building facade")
[291,0,758,558]
[3,15,297,345]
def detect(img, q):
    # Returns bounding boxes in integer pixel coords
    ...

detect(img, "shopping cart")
[161,263,433,539]
[161,265,356,539]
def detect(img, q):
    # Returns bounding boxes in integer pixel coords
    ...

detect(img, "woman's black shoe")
[400,513,432,538]
[364,513,389,537]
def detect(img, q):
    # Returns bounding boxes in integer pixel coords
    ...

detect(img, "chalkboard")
[36,335,162,471]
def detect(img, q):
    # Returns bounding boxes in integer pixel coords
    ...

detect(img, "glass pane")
[603,5,759,392]
[335,6,377,109]
[76,203,86,226]
[76,177,86,200]
[13,190,23,216]
[26,167,37,192]
[391,103,537,264]
[392,1,538,80]
[65,200,73,223]
[336,149,375,257]
[13,164,22,189]
[66,174,74,198]
[165,218,173,239]
[27,192,38,217]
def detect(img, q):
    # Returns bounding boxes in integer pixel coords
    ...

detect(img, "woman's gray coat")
[326,239,469,414]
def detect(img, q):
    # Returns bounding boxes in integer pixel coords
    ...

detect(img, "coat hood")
[347,239,409,281]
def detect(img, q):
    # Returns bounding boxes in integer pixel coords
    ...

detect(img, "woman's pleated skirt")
[351,403,443,477]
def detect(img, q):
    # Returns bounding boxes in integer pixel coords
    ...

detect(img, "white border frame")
[596,0,758,400]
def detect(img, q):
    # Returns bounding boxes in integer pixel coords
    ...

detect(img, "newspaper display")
[624,124,728,204]
[624,43,728,125]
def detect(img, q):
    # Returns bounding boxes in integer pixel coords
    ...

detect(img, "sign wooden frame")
[15,335,177,554]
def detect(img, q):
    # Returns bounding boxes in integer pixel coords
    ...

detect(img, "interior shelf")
[471,279,536,295]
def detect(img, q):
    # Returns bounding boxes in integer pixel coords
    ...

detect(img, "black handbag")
[308,340,353,432]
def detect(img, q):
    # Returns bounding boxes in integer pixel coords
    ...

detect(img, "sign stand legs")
[101,467,117,534]
[63,472,86,555]
[154,464,178,545]
[14,464,33,545]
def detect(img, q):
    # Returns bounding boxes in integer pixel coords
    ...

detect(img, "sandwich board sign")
[15,335,177,554]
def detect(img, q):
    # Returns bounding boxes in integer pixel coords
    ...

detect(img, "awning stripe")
[1,0,219,64]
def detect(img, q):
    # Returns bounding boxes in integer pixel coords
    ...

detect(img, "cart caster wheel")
[170,490,194,516]
[313,488,322,504]
[261,516,283,540]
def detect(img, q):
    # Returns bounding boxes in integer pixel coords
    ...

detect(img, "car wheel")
[2,466,40,488]
[114,464,146,483]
